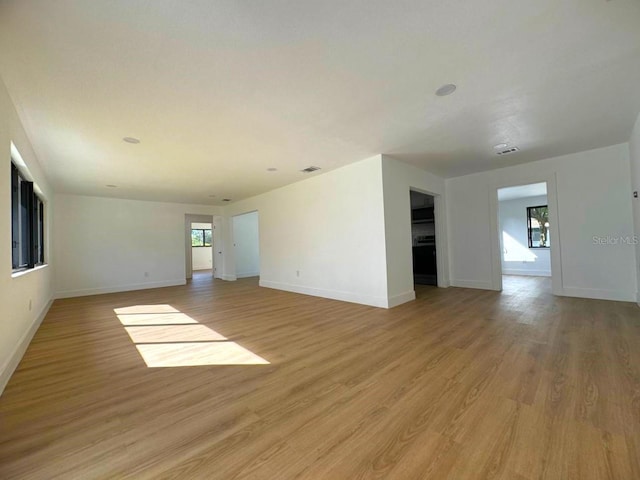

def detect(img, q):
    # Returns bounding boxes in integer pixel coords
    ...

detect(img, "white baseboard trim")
[450,279,494,290]
[237,272,259,279]
[387,290,416,308]
[56,279,186,299]
[0,298,53,396]
[259,279,390,308]
[502,269,551,277]
[220,274,237,281]
[562,286,635,303]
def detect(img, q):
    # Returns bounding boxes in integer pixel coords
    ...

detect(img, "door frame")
[408,187,449,288]
[231,210,260,279]
[212,216,224,279]
[489,173,564,295]
[185,214,214,280]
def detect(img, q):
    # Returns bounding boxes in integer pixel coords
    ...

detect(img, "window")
[527,205,550,248]
[191,228,212,247]
[11,161,45,270]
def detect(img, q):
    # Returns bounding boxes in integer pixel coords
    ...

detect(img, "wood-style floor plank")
[1,273,639,479]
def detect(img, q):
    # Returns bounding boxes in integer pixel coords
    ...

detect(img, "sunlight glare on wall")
[502,232,538,263]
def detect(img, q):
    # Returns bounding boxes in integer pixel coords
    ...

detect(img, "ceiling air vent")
[301,166,321,173]
[496,147,520,156]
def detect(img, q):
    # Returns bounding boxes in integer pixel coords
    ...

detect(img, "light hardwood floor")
[1,273,639,479]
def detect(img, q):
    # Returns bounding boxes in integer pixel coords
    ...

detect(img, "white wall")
[628,112,640,303]
[447,143,637,301]
[222,155,390,307]
[499,195,551,277]
[192,248,213,270]
[232,212,259,278]
[54,195,220,298]
[381,156,447,306]
[0,79,55,394]
[191,222,212,271]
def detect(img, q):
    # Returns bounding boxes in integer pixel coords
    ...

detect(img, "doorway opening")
[410,190,437,286]
[232,211,260,279]
[185,214,214,281]
[191,221,213,275]
[496,182,552,294]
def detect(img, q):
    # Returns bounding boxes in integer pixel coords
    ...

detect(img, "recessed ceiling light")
[222,198,232,202]
[105,184,117,188]
[493,143,509,149]
[496,146,520,156]
[123,137,140,144]
[435,84,457,96]
[267,167,278,172]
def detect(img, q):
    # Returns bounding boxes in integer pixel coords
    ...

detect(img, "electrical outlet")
[29,299,32,311]
[296,270,300,277]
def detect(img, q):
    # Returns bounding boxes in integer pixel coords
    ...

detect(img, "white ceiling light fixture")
[105,184,117,188]
[123,137,140,144]
[493,143,509,149]
[267,167,278,172]
[222,198,232,202]
[435,84,457,96]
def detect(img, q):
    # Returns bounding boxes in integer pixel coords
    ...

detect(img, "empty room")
[2,1,640,479]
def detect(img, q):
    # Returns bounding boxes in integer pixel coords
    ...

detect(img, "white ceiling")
[1,0,639,205]
[498,182,547,201]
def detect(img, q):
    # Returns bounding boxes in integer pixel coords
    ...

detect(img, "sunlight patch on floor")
[115,304,269,367]
[114,304,179,314]
[125,324,227,343]
[136,342,269,367]
[117,312,198,325]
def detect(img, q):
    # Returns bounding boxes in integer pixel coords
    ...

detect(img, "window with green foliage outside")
[191,229,212,247]
[527,206,550,248]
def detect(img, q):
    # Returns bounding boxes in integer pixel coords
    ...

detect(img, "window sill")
[12,263,49,279]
